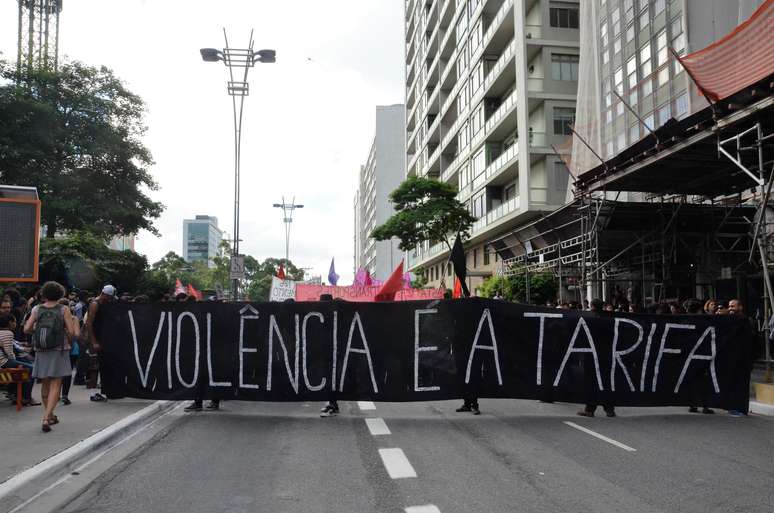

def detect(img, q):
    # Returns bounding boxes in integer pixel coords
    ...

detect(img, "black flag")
[450,234,470,297]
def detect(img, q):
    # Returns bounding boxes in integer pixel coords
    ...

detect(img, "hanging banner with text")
[269,277,296,302]
[294,284,444,302]
[96,299,753,411]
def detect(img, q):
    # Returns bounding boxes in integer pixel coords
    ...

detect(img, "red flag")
[375,261,404,302]
[187,284,202,301]
[453,278,462,298]
[363,269,373,287]
[174,279,186,296]
[277,264,286,280]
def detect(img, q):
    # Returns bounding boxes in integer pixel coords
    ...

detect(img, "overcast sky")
[0,0,405,283]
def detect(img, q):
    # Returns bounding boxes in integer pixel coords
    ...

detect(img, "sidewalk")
[1,383,154,484]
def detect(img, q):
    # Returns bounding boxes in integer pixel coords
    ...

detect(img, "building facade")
[354,104,406,280]
[182,215,223,268]
[404,0,580,292]
[570,0,765,174]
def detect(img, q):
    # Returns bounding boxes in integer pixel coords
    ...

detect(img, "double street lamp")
[273,198,304,263]
[200,30,275,300]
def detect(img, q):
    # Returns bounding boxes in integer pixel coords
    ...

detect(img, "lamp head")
[255,49,276,63]
[200,48,222,62]
[272,204,282,208]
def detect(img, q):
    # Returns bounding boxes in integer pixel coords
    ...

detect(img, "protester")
[0,313,37,406]
[578,298,615,418]
[84,285,116,402]
[319,294,340,417]
[704,299,718,315]
[23,281,80,432]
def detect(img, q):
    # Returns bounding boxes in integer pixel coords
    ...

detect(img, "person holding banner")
[578,299,616,418]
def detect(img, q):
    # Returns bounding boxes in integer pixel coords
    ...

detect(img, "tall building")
[570,0,765,174]
[404,0,580,291]
[182,215,222,268]
[354,105,406,280]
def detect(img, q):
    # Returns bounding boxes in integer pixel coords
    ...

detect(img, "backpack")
[33,306,66,351]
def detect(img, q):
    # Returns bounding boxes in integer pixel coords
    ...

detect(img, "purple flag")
[328,258,340,286]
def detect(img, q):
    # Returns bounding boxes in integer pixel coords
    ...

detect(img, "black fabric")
[450,235,470,297]
[96,299,753,411]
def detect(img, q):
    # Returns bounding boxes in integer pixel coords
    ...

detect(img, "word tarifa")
[128,307,719,395]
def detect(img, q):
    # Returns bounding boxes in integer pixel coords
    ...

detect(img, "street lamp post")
[273,197,304,263]
[200,30,275,300]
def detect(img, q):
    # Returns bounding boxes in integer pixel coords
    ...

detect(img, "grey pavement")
[1,383,153,484]
[58,399,774,513]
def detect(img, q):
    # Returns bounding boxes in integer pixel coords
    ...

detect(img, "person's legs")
[60,355,77,404]
[40,378,50,409]
[577,404,597,417]
[44,377,62,422]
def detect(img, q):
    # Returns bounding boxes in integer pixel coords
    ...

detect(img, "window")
[484,249,490,266]
[642,77,652,97]
[550,6,579,28]
[658,103,671,125]
[613,37,622,55]
[639,42,651,63]
[553,107,576,135]
[470,104,484,136]
[471,146,486,176]
[657,66,669,88]
[600,21,608,46]
[457,121,469,149]
[471,193,485,219]
[616,101,624,117]
[644,113,654,130]
[617,132,626,151]
[656,30,668,65]
[671,16,682,36]
[629,89,638,106]
[504,183,517,201]
[626,23,635,43]
[630,124,639,142]
[551,54,579,81]
[602,48,610,64]
[654,0,665,15]
[638,8,649,31]
[473,248,478,268]
[675,93,688,117]
[611,8,621,35]
[614,66,623,92]
[470,19,483,53]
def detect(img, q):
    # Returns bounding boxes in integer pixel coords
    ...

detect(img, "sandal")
[23,399,42,406]
[48,415,59,425]
[42,420,51,433]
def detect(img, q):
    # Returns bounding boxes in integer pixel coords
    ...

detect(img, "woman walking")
[24,282,80,432]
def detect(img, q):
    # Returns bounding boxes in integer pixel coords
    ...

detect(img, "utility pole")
[273,197,304,263]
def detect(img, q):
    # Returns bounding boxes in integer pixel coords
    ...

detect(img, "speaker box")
[0,197,41,282]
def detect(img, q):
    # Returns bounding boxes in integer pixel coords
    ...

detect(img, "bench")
[0,367,32,411]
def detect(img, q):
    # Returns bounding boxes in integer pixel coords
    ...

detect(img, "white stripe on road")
[378,448,417,478]
[563,421,637,452]
[365,417,391,436]
[357,401,376,410]
[405,505,441,513]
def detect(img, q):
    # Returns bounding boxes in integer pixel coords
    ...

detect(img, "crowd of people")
[2,281,753,430]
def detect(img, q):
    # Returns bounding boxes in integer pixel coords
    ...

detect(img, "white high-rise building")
[354,105,406,280]
[405,0,580,291]
[182,215,222,268]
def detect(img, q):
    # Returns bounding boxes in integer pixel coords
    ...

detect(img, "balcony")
[440,147,469,184]
[483,88,517,135]
[482,39,515,92]
[473,0,514,63]
[471,196,520,235]
[524,25,542,40]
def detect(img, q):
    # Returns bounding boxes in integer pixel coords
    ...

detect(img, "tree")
[371,176,476,252]
[38,231,149,294]
[479,268,558,305]
[245,257,305,302]
[0,60,163,239]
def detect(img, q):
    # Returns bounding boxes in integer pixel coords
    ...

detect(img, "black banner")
[96,299,753,411]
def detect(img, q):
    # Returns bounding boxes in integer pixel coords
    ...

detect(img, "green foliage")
[479,268,558,305]
[38,231,149,294]
[371,176,476,251]
[0,60,163,239]
[411,267,429,289]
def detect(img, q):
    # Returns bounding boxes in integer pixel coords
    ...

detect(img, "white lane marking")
[405,506,441,513]
[378,448,417,479]
[563,421,637,452]
[357,401,376,410]
[365,417,391,436]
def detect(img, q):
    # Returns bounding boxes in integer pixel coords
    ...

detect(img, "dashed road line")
[378,448,417,479]
[405,505,441,513]
[357,401,376,410]
[365,417,391,436]
[563,421,637,452]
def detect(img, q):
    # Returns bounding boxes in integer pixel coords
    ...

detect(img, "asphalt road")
[59,400,774,513]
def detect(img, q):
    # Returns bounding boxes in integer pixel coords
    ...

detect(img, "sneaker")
[728,410,745,417]
[455,404,472,412]
[605,410,616,418]
[89,393,107,402]
[320,408,338,418]
[320,403,334,413]
[701,407,715,414]
[184,402,203,412]
[577,410,594,418]
[471,405,481,415]
[62,397,71,406]
[688,407,699,413]
[205,401,220,411]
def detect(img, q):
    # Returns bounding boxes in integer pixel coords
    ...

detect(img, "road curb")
[0,400,176,505]
[750,400,774,417]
